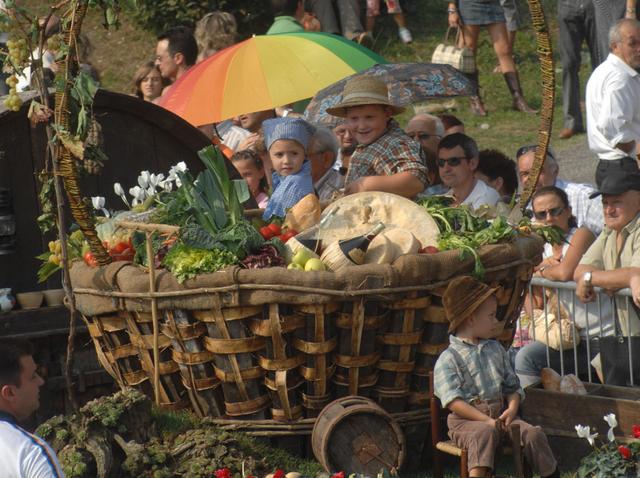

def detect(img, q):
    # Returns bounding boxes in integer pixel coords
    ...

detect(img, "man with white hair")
[405,113,446,194]
[516,145,604,235]
[308,126,344,201]
[586,18,640,188]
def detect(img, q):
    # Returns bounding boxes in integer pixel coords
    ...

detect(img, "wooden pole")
[145,232,160,406]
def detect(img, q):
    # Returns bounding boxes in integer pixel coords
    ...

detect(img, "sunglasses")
[533,206,565,220]
[407,132,441,141]
[516,144,556,160]
[438,157,468,167]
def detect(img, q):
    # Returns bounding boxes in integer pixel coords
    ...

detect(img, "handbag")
[431,27,476,74]
[530,292,580,352]
[599,305,640,386]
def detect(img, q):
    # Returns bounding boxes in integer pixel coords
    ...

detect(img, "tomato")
[286,228,298,236]
[259,226,273,240]
[267,223,281,236]
[420,246,439,254]
[280,231,296,243]
[110,241,130,255]
[83,251,98,267]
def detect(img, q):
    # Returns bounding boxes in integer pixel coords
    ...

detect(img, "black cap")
[589,169,640,199]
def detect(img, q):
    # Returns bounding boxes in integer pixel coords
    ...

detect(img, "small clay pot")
[43,289,65,306]
[16,291,44,310]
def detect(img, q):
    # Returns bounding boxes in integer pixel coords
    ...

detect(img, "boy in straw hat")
[433,276,559,478]
[326,76,429,198]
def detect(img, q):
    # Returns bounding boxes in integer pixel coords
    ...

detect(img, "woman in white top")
[516,186,614,386]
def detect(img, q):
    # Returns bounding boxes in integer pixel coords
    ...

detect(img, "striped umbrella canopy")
[158,32,385,126]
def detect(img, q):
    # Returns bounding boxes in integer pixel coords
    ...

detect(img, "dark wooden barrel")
[311,396,406,475]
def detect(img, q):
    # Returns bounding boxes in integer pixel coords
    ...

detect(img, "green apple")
[292,248,314,267]
[304,258,326,271]
[287,263,303,270]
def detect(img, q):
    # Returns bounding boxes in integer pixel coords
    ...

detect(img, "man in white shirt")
[437,133,500,209]
[0,339,64,477]
[516,145,604,235]
[586,18,640,188]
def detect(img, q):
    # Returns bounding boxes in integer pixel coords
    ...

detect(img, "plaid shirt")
[434,335,524,408]
[345,120,429,189]
[556,179,604,236]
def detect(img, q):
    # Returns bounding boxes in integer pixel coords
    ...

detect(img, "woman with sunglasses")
[515,186,614,386]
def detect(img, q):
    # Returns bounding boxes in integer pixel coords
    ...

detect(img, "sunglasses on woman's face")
[533,206,565,220]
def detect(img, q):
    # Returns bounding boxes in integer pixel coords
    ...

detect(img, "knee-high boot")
[503,71,537,113]
[464,70,487,116]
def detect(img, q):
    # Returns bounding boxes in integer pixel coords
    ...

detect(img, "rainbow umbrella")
[158,32,385,126]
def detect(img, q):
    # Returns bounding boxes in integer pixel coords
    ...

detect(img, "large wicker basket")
[70,236,542,430]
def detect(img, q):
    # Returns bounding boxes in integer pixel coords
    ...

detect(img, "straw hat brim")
[326,99,405,118]
[447,285,499,333]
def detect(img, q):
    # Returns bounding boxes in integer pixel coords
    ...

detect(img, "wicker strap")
[300,363,336,381]
[377,360,415,372]
[335,351,380,368]
[264,373,304,391]
[214,365,264,382]
[162,321,206,340]
[271,404,303,421]
[249,315,305,336]
[296,303,341,314]
[292,336,337,354]
[424,306,447,323]
[336,311,386,329]
[181,376,219,391]
[225,394,271,416]
[171,349,214,365]
[375,386,410,397]
[129,333,172,350]
[388,296,430,309]
[193,306,262,322]
[258,354,305,371]
[210,294,250,401]
[301,392,332,409]
[104,343,138,361]
[122,370,147,386]
[333,371,378,388]
[204,335,265,354]
[141,359,179,375]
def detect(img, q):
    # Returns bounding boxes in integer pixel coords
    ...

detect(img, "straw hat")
[326,76,405,117]
[442,276,499,333]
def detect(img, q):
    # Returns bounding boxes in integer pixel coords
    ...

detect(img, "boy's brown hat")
[442,276,498,333]
[326,76,405,118]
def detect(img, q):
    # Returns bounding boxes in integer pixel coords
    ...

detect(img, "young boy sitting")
[261,117,316,220]
[326,76,429,199]
[434,276,559,478]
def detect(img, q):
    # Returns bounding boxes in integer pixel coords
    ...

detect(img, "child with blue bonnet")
[262,117,317,220]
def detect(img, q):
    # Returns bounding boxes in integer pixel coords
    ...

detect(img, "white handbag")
[431,27,476,74]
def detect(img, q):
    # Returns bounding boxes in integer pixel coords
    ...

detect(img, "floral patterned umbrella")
[303,62,473,127]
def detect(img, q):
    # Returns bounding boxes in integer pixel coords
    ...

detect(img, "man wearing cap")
[586,18,640,188]
[516,145,604,235]
[574,172,640,359]
[326,76,429,199]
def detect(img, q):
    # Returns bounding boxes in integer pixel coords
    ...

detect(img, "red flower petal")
[632,424,640,439]
[273,470,285,478]
[618,445,632,460]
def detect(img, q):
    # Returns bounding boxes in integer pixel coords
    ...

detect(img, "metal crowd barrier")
[519,278,636,386]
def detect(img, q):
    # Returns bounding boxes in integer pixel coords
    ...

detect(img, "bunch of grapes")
[48,239,63,266]
[3,75,21,111]
[2,36,29,111]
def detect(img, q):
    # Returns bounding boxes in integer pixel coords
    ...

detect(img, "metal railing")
[518,277,637,386]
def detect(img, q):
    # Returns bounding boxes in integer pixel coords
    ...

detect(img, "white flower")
[129,186,146,207]
[604,413,618,442]
[167,162,187,182]
[113,182,130,207]
[173,161,187,173]
[91,196,110,217]
[137,171,151,189]
[91,196,105,210]
[175,176,182,188]
[149,173,165,188]
[146,186,157,197]
[161,181,173,193]
[575,425,598,446]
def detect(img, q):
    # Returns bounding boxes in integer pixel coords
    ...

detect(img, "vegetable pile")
[418,196,564,277]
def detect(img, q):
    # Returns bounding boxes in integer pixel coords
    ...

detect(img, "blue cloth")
[263,160,315,220]
[263,117,316,151]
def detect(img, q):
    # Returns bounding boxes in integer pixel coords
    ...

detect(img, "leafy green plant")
[576,415,640,478]
[162,244,238,282]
